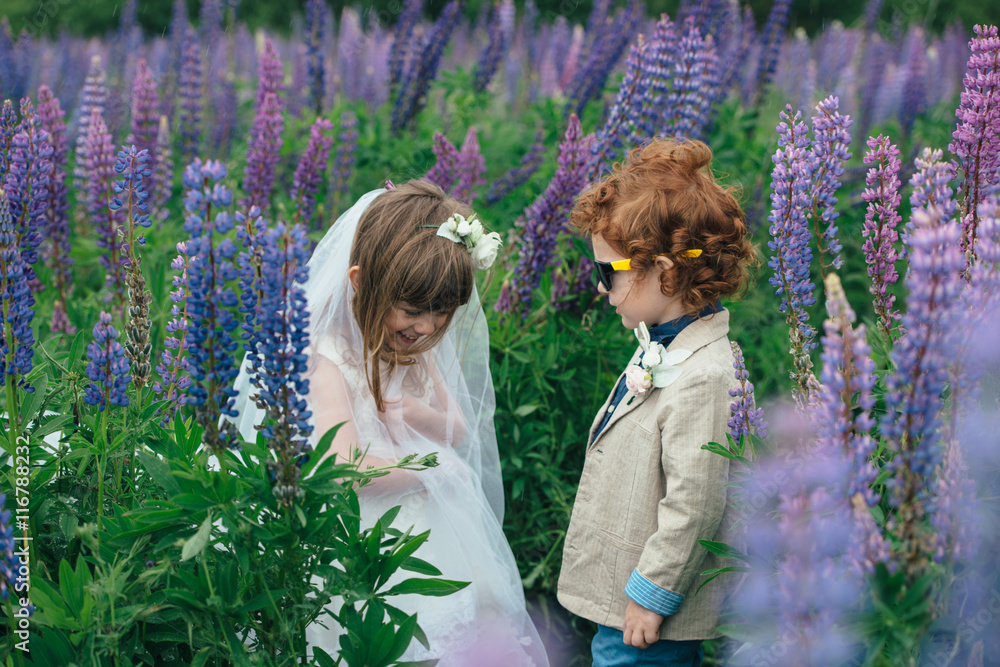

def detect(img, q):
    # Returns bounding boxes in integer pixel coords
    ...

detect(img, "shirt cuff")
[624,569,684,616]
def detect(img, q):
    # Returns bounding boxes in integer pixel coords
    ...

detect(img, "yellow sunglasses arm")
[610,258,632,270]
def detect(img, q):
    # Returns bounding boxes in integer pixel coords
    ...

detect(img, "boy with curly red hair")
[558,139,758,666]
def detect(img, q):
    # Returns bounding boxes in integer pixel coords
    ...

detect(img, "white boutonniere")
[436,213,502,270]
[625,321,692,402]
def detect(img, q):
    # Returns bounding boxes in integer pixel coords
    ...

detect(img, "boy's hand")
[622,600,664,649]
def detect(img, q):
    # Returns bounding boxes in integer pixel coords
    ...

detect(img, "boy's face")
[592,234,686,330]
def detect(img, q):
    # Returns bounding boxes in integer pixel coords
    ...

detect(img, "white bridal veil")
[231,189,547,665]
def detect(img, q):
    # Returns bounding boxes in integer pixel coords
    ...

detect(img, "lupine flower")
[249,222,314,507]
[209,78,238,158]
[126,60,160,203]
[663,17,721,142]
[154,242,193,416]
[73,56,108,214]
[473,0,515,94]
[255,39,285,110]
[728,340,768,441]
[329,110,358,215]
[909,147,957,232]
[0,191,35,391]
[932,437,980,563]
[305,0,327,114]
[504,114,590,314]
[950,24,1000,257]
[752,0,792,105]
[82,108,127,310]
[425,131,461,193]
[808,96,851,274]
[388,0,423,92]
[236,205,267,358]
[0,100,16,181]
[861,135,903,341]
[900,26,927,137]
[813,274,876,501]
[392,0,462,132]
[565,2,644,117]
[166,0,189,106]
[84,311,131,410]
[633,14,677,143]
[177,29,203,165]
[587,38,647,180]
[199,0,223,49]
[37,85,75,335]
[291,118,334,230]
[0,493,26,600]
[110,145,154,390]
[242,90,284,212]
[4,99,52,291]
[767,105,817,399]
[183,159,241,452]
[486,124,546,206]
[453,126,486,203]
[882,211,964,581]
[153,117,174,221]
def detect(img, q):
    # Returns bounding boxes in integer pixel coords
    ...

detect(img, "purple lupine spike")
[932,438,980,563]
[0,19,14,102]
[814,274,877,502]
[504,114,590,315]
[153,116,174,221]
[291,118,334,230]
[126,59,160,204]
[4,98,52,293]
[882,211,964,580]
[900,26,927,137]
[154,241,194,415]
[425,131,461,193]
[473,0,515,94]
[236,205,267,358]
[453,126,486,203]
[167,0,189,99]
[767,105,817,399]
[862,135,903,341]
[242,91,284,212]
[199,0,223,49]
[177,28,203,165]
[634,14,677,142]
[182,158,241,453]
[84,311,131,410]
[663,17,722,142]
[329,110,358,216]
[0,100,16,182]
[909,148,958,233]
[305,0,327,114]
[37,85,75,335]
[388,0,423,92]
[209,78,238,158]
[256,39,285,109]
[587,37,648,180]
[808,96,851,274]
[950,24,1000,257]
[82,108,127,310]
[73,56,108,213]
[752,0,791,105]
[249,222,314,507]
[392,0,462,133]
[729,340,768,441]
[0,191,35,390]
[565,1,644,118]
[486,124,546,206]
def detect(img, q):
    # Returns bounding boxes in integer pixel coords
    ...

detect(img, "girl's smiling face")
[592,234,686,330]
[383,302,451,350]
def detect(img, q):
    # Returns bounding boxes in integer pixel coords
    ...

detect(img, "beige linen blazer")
[557,308,742,640]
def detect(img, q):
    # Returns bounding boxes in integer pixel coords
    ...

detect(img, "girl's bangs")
[396,243,473,312]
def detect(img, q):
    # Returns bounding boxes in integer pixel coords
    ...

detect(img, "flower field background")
[0,0,999,665]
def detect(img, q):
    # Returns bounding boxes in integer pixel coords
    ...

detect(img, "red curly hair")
[571,138,759,312]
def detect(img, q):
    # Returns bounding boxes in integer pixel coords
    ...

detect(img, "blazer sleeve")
[625,365,733,616]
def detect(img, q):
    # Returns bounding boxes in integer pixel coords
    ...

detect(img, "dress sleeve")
[626,367,733,615]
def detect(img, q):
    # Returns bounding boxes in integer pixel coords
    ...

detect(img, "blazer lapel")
[587,309,732,449]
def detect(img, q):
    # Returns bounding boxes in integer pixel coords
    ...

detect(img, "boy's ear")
[347,265,360,289]
[653,255,675,272]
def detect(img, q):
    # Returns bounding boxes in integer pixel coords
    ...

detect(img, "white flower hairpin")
[624,321,693,402]
[435,213,503,270]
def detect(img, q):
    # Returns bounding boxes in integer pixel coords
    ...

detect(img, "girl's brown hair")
[349,180,475,411]
[571,138,759,312]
